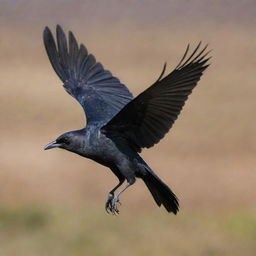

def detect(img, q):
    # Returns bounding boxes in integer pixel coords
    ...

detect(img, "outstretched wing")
[102,43,210,152]
[43,25,133,125]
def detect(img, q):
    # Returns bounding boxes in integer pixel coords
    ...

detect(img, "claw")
[105,193,121,215]
[111,196,121,214]
[105,193,114,214]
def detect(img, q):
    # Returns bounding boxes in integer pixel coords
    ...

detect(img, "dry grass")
[0,205,255,256]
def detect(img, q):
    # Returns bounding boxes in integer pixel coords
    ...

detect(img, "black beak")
[44,140,61,150]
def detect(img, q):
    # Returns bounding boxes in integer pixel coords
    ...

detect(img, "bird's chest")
[85,129,122,164]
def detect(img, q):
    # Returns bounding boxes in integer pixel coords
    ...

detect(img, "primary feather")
[43,25,133,125]
[102,42,210,152]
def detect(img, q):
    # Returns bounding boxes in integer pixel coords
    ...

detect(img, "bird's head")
[44,131,84,153]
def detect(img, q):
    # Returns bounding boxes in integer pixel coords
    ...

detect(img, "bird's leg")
[105,178,124,213]
[108,179,135,214]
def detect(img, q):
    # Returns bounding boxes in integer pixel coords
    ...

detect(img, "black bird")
[43,25,210,215]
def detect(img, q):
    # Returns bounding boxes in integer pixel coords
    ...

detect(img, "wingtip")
[68,30,79,53]
[43,26,53,42]
[175,43,190,69]
[68,30,77,42]
[155,62,167,83]
[44,26,50,32]
[43,26,51,36]
[56,24,62,31]
[177,41,212,69]
[56,24,65,37]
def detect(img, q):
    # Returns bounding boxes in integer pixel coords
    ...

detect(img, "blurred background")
[0,0,256,255]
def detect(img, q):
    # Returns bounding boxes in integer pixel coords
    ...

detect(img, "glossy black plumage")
[43,25,210,215]
[43,25,133,124]
[102,43,210,152]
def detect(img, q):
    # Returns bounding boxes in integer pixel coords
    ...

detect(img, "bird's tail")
[141,169,179,214]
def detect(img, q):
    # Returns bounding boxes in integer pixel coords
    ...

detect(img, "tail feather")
[142,172,179,214]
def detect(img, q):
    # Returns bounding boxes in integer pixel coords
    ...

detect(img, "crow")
[43,25,210,215]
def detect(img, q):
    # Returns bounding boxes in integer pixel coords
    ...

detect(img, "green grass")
[0,206,49,230]
[222,213,256,239]
[0,205,255,256]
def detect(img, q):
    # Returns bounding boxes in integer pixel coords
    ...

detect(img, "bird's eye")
[58,137,70,145]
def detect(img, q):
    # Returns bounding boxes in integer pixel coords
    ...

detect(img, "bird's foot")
[105,193,121,215]
[105,193,114,213]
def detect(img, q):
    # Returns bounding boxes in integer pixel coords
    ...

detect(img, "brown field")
[0,1,256,255]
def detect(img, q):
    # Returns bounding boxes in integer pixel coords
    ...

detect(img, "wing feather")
[102,43,210,152]
[43,25,133,125]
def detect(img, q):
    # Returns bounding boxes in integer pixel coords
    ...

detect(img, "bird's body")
[43,25,210,214]
[53,127,144,183]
